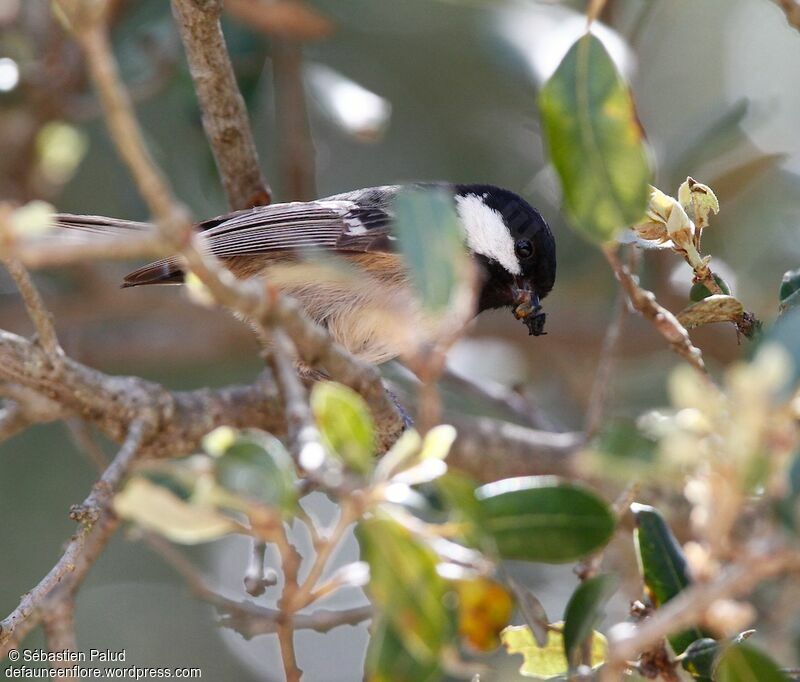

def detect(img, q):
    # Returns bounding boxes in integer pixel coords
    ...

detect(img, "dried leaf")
[677,295,744,329]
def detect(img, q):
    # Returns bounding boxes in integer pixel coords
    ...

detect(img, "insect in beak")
[511,278,547,336]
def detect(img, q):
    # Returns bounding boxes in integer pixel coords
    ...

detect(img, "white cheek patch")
[455,194,521,275]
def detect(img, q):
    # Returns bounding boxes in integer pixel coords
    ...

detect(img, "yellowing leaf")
[114,477,239,544]
[36,121,88,185]
[202,426,238,457]
[456,577,514,652]
[9,200,55,237]
[539,34,651,243]
[419,424,457,461]
[184,272,215,307]
[312,381,376,474]
[502,623,607,679]
[677,295,744,330]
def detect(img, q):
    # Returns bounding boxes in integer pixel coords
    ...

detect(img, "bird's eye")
[515,239,534,260]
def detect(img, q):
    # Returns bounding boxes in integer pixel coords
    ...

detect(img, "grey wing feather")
[121,188,400,287]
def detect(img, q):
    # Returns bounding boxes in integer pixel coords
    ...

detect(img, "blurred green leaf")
[434,471,489,548]
[779,268,800,312]
[594,418,658,462]
[538,33,651,243]
[563,574,617,671]
[681,638,718,681]
[502,623,607,679]
[475,477,616,563]
[764,307,800,385]
[508,577,550,648]
[365,616,440,682]
[358,515,452,676]
[776,451,800,529]
[632,503,705,654]
[715,643,790,682]
[215,431,297,514]
[311,381,375,474]
[393,188,468,311]
[114,477,239,544]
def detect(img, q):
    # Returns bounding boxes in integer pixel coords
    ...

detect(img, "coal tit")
[56,184,556,363]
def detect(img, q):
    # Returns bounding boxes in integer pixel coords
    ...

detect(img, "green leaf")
[776,451,800,529]
[764,307,800,385]
[681,638,718,681]
[690,274,731,302]
[475,476,616,563]
[594,418,658,463]
[779,268,800,312]
[563,574,617,670]
[715,643,790,682]
[358,516,452,673]
[538,33,651,243]
[508,578,550,647]
[311,381,376,474]
[393,187,469,311]
[434,471,489,549]
[502,623,607,679]
[632,503,705,654]
[365,616,440,682]
[214,431,297,514]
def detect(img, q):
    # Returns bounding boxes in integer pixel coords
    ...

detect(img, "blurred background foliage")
[2,0,800,679]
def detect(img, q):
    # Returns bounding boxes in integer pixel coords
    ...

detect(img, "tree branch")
[604,247,707,376]
[41,597,77,682]
[144,531,372,636]
[777,0,800,30]
[602,548,800,680]
[1,256,62,361]
[170,0,271,209]
[0,420,150,656]
[447,414,582,482]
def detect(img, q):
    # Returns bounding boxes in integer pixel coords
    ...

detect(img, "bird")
[54,184,556,364]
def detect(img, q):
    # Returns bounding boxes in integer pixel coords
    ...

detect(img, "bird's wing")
[196,199,396,257]
[118,190,399,287]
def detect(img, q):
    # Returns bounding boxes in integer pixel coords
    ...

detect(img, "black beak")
[511,279,547,336]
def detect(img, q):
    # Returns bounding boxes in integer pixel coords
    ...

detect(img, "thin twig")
[273,38,316,200]
[584,287,626,439]
[170,0,271,209]
[604,247,707,376]
[143,531,372,635]
[0,420,149,656]
[57,3,188,234]
[602,549,800,680]
[288,499,356,612]
[277,623,303,682]
[1,256,62,360]
[777,0,800,30]
[41,597,77,682]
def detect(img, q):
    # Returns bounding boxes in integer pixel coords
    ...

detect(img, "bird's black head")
[454,184,556,336]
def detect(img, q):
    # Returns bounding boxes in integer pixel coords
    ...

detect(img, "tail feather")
[53,213,186,288]
[121,257,185,288]
[54,213,153,235]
